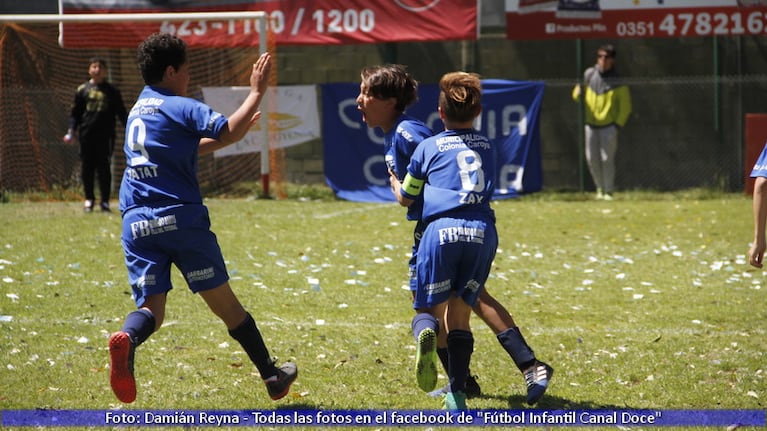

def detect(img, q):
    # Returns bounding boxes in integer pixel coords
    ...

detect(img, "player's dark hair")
[598,44,616,58]
[137,32,187,85]
[360,64,418,112]
[88,57,107,68]
[438,72,482,123]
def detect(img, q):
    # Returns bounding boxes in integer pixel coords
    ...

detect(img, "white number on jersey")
[126,118,149,166]
[457,149,485,192]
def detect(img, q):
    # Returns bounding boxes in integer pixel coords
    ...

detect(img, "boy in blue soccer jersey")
[108,32,296,404]
[389,71,496,410]
[748,143,767,267]
[358,65,552,406]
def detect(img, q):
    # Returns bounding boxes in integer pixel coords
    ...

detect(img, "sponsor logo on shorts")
[136,274,156,288]
[438,226,485,245]
[425,279,451,295]
[465,279,480,293]
[130,215,178,239]
[187,266,215,283]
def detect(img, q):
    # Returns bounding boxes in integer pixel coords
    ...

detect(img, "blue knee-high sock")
[447,330,474,394]
[122,309,155,346]
[411,313,438,341]
[497,327,536,371]
[228,312,278,379]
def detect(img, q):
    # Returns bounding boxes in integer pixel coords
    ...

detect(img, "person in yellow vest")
[572,44,632,200]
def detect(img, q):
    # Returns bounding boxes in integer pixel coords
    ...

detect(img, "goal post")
[0,11,267,23]
[0,11,274,198]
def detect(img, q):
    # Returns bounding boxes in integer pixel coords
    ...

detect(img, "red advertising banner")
[61,0,477,47]
[506,0,767,40]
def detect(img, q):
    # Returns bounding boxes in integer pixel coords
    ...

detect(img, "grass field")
[0,190,765,430]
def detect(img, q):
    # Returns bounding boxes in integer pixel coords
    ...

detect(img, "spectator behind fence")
[572,44,632,201]
[64,57,128,212]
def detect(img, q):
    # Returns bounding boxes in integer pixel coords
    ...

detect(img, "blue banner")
[321,80,544,203]
[3,409,765,427]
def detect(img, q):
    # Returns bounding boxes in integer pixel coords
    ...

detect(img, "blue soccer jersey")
[385,115,433,292]
[402,128,499,309]
[385,115,433,221]
[402,128,496,223]
[752,142,767,178]
[119,86,228,213]
[385,114,433,180]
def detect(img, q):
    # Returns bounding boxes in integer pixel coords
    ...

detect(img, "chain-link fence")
[3,22,767,196]
[538,74,767,193]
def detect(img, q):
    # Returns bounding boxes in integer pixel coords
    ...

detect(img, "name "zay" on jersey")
[459,192,484,204]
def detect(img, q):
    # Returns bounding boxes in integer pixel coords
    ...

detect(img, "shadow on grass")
[270,403,322,410]
[257,399,627,410]
[475,393,627,410]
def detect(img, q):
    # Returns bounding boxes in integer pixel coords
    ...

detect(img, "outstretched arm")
[217,52,272,146]
[198,109,262,155]
[749,176,767,267]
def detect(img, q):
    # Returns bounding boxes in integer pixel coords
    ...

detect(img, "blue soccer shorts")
[412,216,498,310]
[408,220,427,293]
[121,204,229,307]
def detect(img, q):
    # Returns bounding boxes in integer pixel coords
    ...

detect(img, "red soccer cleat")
[109,331,136,403]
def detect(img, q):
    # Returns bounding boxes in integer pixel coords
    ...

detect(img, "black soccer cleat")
[264,362,298,400]
[465,374,482,398]
[524,361,553,405]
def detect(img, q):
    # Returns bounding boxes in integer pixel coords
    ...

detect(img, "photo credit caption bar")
[2,409,766,427]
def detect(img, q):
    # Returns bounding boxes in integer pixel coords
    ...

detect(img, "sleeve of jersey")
[393,122,431,180]
[189,101,228,140]
[751,143,767,178]
[391,132,411,180]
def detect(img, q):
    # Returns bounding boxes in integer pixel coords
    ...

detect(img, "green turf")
[0,191,764,430]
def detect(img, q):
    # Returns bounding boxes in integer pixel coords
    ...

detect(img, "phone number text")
[617,11,767,37]
[159,8,374,37]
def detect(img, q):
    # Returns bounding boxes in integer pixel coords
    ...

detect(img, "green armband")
[401,174,424,197]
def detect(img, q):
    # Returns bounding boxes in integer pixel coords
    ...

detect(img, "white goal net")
[0,11,284,198]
